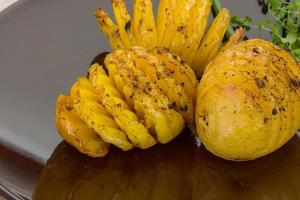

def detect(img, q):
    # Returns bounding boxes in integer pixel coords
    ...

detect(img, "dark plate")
[0,0,299,199]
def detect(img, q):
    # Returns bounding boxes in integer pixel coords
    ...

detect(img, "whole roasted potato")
[196,39,300,161]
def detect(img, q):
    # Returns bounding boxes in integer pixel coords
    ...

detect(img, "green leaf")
[258,19,271,30]
[230,16,252,30]
[292,49,300,61]
[284,31,298,44]
[271,22,284,45]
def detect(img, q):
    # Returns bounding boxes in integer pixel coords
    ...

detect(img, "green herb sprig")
[213,0,300,61]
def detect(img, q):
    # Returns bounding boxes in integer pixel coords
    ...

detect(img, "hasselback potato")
[196,39,300,161]
[56,48,197,157]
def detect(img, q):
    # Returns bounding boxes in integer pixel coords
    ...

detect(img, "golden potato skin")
[196,39,300,161]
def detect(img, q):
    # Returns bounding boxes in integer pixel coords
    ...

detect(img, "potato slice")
[70,77,134,151]
[112,0,133,48]
[55,95,109,157]
[192,8,230,76]
[131,0,157,48]
[95,8,125,50]
[149,47,198,103]
[166,0,195,58]
[184,0,212,64]
[128,47,194,126]
[156,0,175,47]
[89,64,156,149]
[105,51,185,143]
[220,27,245,52]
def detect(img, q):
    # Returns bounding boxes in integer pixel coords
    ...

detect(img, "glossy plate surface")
[34,133,300,200]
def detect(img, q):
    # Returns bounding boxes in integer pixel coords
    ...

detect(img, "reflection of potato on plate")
[33,133,300,200]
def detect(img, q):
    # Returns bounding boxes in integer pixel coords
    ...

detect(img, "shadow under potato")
[33,129,300,200]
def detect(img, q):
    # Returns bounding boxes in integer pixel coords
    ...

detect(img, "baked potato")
[56,47,196,156]
[196,39,300,161]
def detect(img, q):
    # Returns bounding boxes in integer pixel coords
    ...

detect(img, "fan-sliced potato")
[105,51,185,143]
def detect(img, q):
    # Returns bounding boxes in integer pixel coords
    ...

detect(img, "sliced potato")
[70,77,134,151]
[150,47,198,103]
[220,27,245,52]
[165,0,196,57]
[95,8,125,50]
[89,64,156,149]
[55,95,109,157]
[129,47,194,126]
[156,0,177,47]
[131,0,157,48]
[112,0,132,47]
[105,51,185,143]
[184,0,212,64]
[192,8,231,76]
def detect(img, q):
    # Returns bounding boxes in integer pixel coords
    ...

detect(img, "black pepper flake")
[125,21,131,32]
[272,108,278,115]
[255,78,265,89]
[206,122,209,126]
[264,117,269,123]
[168,102,177,109]
[181,82,185,86]
[177,25,185,33]
[116,103,122,107]
[290,79,300,88]
[115,29,120,37]
[253,47,260,54]
[180,105,188,112]
[65,104,73,111]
